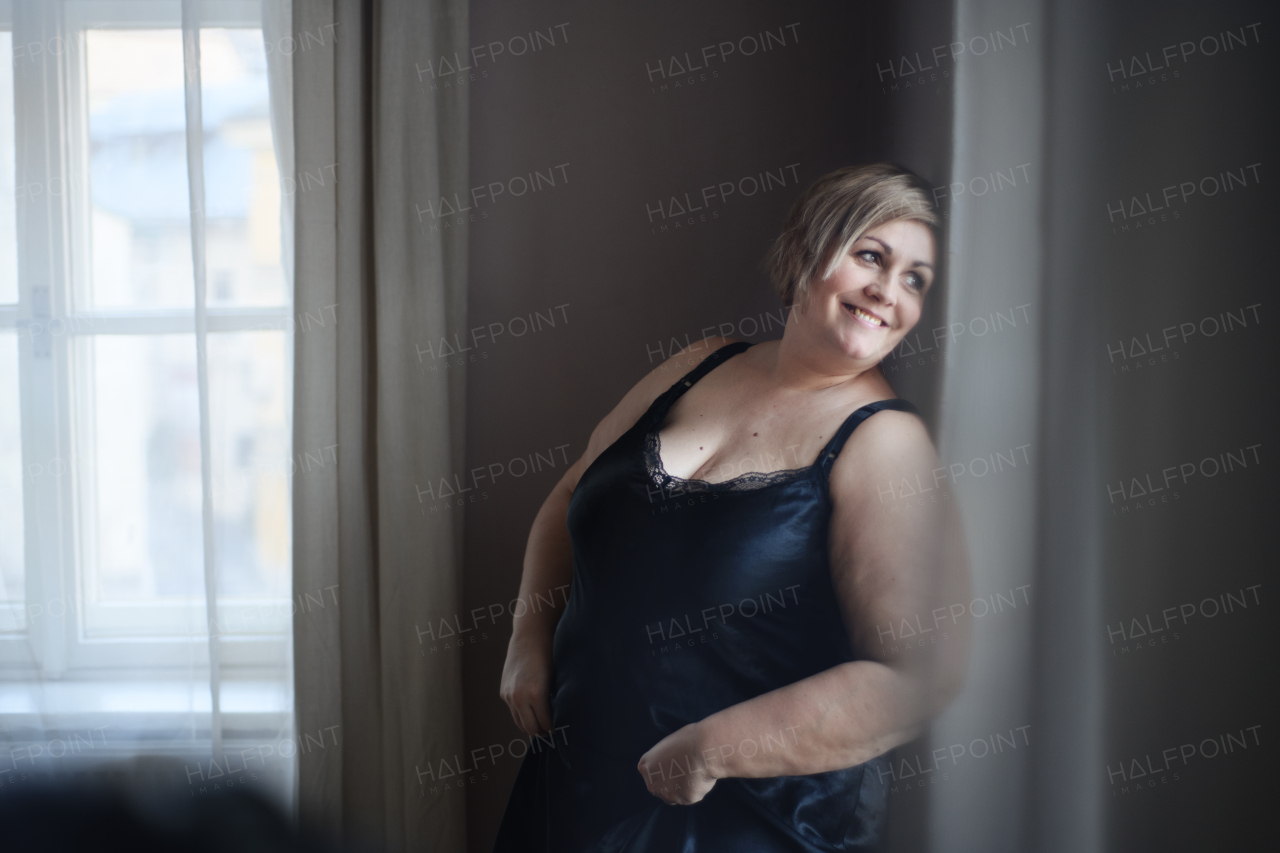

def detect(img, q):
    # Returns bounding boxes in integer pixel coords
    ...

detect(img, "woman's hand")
[499,632,555,737]
[637,723,719,805]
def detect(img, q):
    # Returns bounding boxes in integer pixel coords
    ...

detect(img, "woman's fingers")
[531,693,554,734]
[514,702,541,737]
[504,695,525,732]
[636,732,716,805]
[507,690,550,737]
[499,640,554,736]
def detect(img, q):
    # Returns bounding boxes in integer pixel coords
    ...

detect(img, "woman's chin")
[839,340,884,362]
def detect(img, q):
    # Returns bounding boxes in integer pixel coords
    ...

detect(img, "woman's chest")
[568,437,834,595]
[653,398,849,485]
[562,432,852,663]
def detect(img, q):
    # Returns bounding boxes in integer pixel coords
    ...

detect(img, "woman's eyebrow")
[863,235,893,254]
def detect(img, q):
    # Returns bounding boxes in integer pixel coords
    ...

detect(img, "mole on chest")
[655,423,826,483]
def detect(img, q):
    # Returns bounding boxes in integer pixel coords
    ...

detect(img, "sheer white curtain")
[924,0,1104,851]
[0,0,296,812]
[924,1,1046,850]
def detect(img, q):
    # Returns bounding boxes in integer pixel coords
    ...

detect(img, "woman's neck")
[763,335,890,397]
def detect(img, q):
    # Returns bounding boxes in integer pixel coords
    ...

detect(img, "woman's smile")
[843,302,888,329]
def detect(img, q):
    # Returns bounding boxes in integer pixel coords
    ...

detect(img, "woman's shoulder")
[615,335,746,419]
[662,335,749,376]
[566,336,747,489]
[829,398,936,488]
[850,393,930,441]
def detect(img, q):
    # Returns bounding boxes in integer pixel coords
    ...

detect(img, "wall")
[1083,2,1276,849]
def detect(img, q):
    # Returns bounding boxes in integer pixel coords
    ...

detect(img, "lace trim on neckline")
[642,428,819,493]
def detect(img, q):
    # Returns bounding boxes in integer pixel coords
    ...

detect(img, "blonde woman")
[494,163,971,852]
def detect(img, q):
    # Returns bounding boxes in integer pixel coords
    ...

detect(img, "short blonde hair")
[766,163,940,309]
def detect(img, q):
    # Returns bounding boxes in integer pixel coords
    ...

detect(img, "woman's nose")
[864,278,895,306]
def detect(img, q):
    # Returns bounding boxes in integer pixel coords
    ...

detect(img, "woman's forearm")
[693,660,929,779]
[509,479,576,645]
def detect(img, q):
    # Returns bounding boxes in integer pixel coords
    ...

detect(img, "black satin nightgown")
[492,340,919,853]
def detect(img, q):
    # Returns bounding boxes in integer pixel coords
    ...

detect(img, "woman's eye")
[856,250,880,264]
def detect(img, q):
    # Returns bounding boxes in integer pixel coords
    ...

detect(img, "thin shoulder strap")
[668,339,753,393]
[817,398,920,477]
[644,340,753,427]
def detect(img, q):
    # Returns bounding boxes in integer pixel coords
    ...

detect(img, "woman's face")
[798,217,936,365]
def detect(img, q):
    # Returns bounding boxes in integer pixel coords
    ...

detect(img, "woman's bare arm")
[500,336,744,736]
[637,409,971,801]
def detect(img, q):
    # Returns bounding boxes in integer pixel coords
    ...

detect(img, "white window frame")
[0,0,290,682]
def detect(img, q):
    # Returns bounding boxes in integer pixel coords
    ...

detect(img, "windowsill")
[0,679,290,734]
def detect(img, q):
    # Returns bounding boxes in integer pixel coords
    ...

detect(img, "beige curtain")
[289,1,470,849]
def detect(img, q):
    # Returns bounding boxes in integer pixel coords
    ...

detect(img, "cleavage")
[655,409,815,484]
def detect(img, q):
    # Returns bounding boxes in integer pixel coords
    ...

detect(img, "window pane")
[85,30,195,310]
[78,334,205,636]
[0,331,22,631]
[0,32,18,304]
[77,331,292,637]
[210,330,290,635]
[200,28,286,307]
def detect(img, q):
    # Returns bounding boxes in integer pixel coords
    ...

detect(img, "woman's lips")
[843,302,887,329]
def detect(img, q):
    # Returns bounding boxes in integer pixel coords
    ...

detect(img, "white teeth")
[851,306,883,326]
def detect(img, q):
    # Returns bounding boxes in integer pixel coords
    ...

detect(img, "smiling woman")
[494,164,971,852]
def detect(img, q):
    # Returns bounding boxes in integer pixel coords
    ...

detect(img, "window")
[0,0,293,782]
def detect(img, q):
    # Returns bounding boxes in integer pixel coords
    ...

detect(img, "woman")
[493,163,971,852]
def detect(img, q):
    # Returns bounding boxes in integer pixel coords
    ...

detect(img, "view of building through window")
[77,28,290,636]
